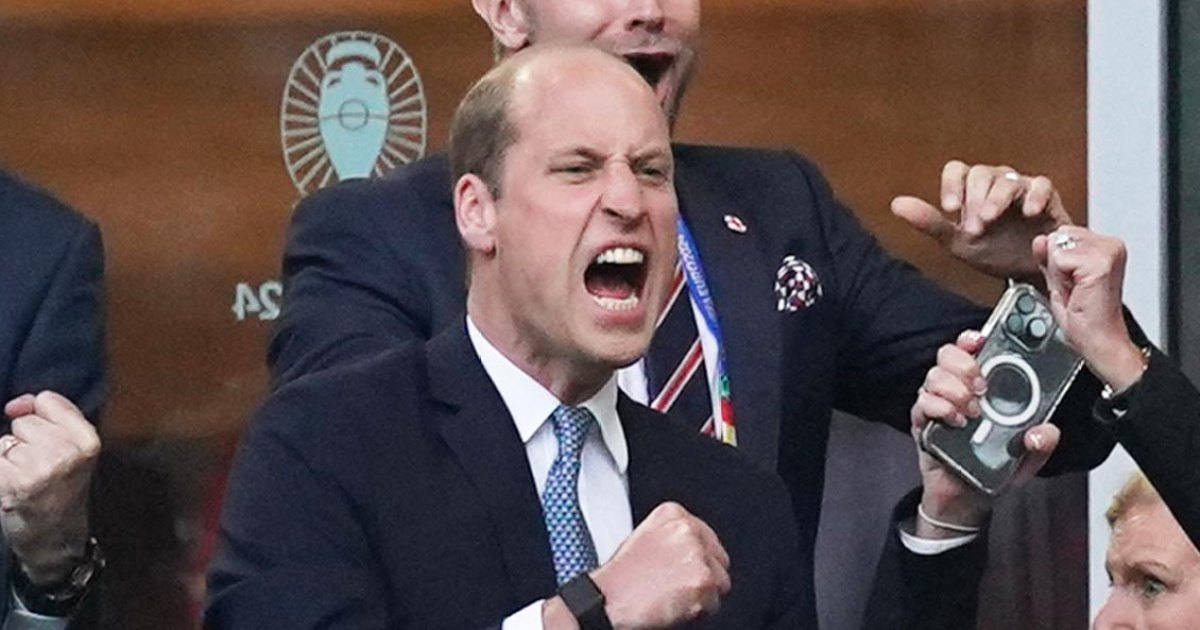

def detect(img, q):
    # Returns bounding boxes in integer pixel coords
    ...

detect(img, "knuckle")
[76,431,101,459]
[922,366,940,387]
[659,501,685,519]
[1113,240,1128,263]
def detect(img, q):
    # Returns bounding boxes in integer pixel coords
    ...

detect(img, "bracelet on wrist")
[917,504,982,534]
[1100,345,1152,401]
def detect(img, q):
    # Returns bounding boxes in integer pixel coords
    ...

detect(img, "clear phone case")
[921,283,1084,495]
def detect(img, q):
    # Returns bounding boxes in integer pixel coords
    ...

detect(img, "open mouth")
[585,246,648,312]
[623,52,676,89]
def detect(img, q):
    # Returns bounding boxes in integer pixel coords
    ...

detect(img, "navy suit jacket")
[208,323,808,629]
[0,169,106,624]
[211,323,988,629]
[269,145,1116,622]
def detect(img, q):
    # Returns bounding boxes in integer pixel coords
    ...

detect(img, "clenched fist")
[590,502,731,629]
[1,391,100,585]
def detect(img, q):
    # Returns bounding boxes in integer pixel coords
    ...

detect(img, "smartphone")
[921,283,1084,495]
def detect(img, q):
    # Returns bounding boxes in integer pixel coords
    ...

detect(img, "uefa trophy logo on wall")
[280,31,427,196]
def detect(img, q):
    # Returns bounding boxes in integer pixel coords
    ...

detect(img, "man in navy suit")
[209,46,1011,629]
[0,169,105,627]
[269,0,1115,623]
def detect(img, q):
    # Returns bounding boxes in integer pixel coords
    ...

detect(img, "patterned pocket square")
[775,255,823,312]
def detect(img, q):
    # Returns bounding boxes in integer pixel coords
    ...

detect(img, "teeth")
[594,247,644,265]
[593,294,640,312]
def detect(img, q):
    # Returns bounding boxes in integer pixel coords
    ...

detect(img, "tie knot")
[551,405,594,455]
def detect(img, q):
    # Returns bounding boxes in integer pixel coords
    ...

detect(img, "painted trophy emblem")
[775,255,823,312]
[281,31,427,196]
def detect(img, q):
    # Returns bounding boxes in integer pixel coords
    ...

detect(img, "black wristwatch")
[11,537,105,617]
[558,573,612,630]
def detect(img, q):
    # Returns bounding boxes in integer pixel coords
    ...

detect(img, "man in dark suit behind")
[207,45,999,629]
[269,2,1116,622]
[0,169,105,627]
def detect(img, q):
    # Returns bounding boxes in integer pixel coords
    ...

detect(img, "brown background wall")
[0,1,1088,627]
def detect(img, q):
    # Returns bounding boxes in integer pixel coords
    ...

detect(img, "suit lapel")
[620,395,674,524]
[674,153,782,470]
[425,323,558,601]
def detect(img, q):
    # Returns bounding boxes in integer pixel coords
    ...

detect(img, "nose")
[600,162,646,222]
[1092,590,1140,630]
[623,0,665,33]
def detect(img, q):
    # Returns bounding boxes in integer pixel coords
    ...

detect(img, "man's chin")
[588,334,653,370]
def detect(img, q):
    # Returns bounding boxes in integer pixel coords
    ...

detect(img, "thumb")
[892,196,955,243]
[3,394,35,419]
[1013,423,1061,484]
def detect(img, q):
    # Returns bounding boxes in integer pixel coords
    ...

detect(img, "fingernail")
[954,413,968,428]
[973,377,988,395]
[942,195,958,209]
[967,400,981,418]
[1029,432,1045,450]
[965,330,983,343]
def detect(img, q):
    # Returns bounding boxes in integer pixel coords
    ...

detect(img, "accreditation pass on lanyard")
[675,217,736,446]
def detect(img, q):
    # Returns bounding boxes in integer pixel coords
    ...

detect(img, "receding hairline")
[448,43,661,193]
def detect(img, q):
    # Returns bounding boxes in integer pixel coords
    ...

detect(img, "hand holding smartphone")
[921,283,1084,495]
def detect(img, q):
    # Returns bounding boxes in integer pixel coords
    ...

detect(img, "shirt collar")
[466,316,628,473]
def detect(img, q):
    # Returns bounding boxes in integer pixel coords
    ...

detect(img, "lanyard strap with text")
[675,217,736,446]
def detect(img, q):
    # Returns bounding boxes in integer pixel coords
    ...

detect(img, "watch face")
[66,562,96,592]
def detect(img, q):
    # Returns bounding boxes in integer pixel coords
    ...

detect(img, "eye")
[1138,576,1168,600]
[636,163,671,185]
[555,163,590,174]
[551,162,596,182]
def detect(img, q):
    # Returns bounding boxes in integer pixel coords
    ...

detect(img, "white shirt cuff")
[501,599,546,630]
[4,587,69,630]
[897,519,977,555]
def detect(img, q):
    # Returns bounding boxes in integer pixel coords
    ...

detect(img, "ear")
[455,173,499,257]
[471,0,533,52]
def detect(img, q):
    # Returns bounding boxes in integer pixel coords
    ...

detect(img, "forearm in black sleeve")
[269,185,432,389]
[787,155,985,432]
[862,489,987,630]
[1097,348,1200,550]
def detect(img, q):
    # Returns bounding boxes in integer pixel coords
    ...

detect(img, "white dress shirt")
[466,319,632,630]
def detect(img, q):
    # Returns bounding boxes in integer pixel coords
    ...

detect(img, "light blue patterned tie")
[542,404,600,586]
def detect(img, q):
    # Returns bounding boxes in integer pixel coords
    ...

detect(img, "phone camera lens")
[1016,294,1036,314]
[1005,313,1024,335]
[1027,317,1048,340]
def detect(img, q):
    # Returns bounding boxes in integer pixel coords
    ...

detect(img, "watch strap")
[557,573,612,630]
[11,536,104,617]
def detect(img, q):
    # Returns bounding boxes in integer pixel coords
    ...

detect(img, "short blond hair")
[1106,470,1163,526]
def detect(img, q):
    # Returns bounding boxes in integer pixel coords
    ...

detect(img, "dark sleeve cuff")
[862,488,987,630]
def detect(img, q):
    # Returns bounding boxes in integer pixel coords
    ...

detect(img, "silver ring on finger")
[1004,171,1021,182]
[0,435,19,458]
[1053,230,1078,251]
